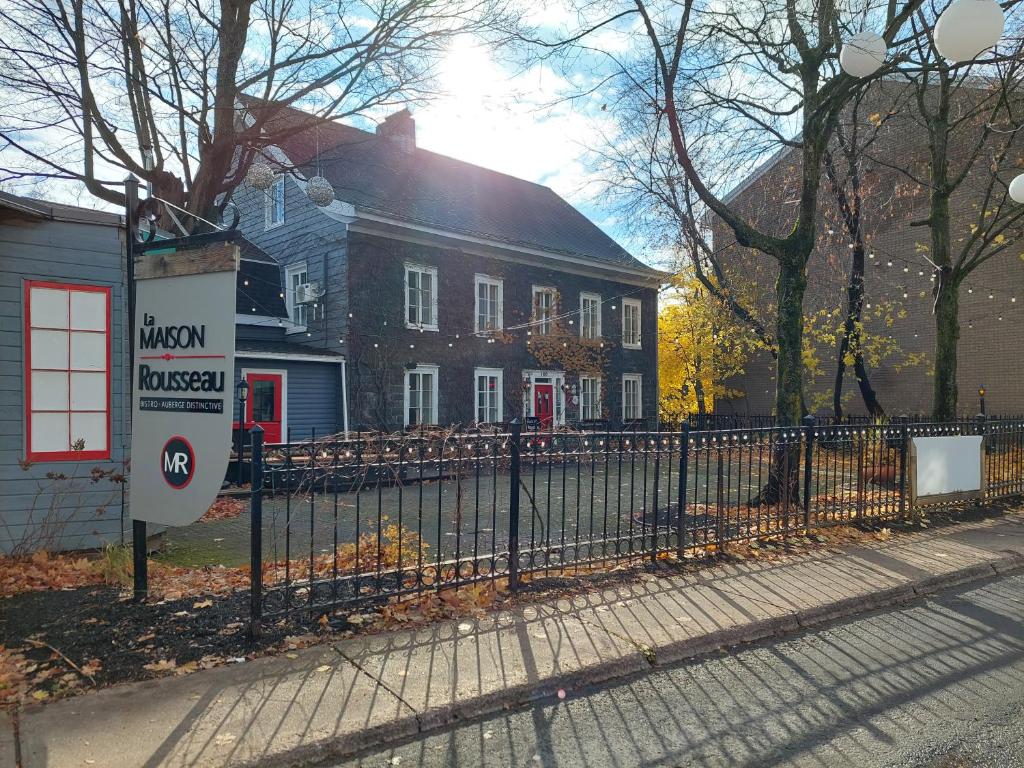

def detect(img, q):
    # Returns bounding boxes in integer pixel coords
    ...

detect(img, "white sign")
[910,435,985,505]
[129,243,238,526]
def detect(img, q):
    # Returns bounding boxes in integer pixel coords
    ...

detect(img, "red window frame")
[24,280,112,462]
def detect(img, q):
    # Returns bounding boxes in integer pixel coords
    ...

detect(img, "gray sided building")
[232,105,665,432]
[0,191,342,554]
[0,192,128,554]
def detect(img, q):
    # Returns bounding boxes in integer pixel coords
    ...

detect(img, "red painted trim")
[24,280,112,463]
[245,372,284,443]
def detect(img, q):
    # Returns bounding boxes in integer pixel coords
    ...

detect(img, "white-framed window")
[622,374,643,421]
[404,364,438,427]
[24,281,111,461]
[474,367,503,423]
[265,174,285,229]
[622,299,642,349]
[405,263,438,330]
[285,262,308,330]
[531,286,556,335]
[474,274,503,333]
[580,292,601,339]
[579,375,602,421]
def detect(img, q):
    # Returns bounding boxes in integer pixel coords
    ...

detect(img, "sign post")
[129,239,239,531]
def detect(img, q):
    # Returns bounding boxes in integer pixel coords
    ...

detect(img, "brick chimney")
[376,108,415,153]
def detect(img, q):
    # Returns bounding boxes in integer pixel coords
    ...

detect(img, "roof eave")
[349,206,666,286]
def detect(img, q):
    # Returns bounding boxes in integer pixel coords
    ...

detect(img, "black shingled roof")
[258,104,655,273]
[236,239,288,318]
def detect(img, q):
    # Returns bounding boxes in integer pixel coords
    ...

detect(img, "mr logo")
[161,436,195,490]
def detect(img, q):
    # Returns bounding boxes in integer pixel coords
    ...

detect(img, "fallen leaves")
[0,551,102,599]
[199,497,246,523]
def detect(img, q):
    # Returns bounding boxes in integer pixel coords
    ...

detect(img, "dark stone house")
[232,106,664,432]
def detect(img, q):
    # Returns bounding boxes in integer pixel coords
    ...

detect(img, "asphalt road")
[328,574,1024,768]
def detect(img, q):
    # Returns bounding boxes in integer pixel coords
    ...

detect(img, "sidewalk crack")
[332,646,422,726]
[577,617,657,666]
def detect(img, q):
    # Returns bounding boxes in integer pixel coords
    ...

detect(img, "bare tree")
[881,26,1024,419]
[524,0,935,501]
[0,0,514,227]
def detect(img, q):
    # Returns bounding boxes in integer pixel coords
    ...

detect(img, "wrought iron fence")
[245,416,1024,633]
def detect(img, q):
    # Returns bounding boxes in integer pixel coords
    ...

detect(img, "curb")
[247,551,1024,768]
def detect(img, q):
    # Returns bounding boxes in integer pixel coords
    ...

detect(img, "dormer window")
[265,174,285,229]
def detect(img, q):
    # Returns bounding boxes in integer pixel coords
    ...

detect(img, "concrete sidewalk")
[5,512,1024,768]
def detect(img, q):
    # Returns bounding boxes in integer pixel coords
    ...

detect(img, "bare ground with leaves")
[1,503,1016,710]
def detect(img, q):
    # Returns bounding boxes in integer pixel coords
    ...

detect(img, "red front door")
[245,373,283,443]
[533,384,554,429]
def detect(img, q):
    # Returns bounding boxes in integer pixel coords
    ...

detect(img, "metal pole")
[125,175,148,602]
[236,395,245,485]
[249,426,264,638]
[507,419,522,592]
[898,425,909,522]
[676,423,689,559]
[802,415,815,532]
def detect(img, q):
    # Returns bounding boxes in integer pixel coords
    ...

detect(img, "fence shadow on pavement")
[38,510,1015,768]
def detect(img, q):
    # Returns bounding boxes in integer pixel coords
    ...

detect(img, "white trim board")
[237,351,345,364]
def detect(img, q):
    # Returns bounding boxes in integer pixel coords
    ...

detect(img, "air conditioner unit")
[294,281,322,304]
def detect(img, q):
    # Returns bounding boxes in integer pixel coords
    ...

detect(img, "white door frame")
[522,369,566,426]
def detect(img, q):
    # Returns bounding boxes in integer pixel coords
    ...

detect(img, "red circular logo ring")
[161,435,196,490]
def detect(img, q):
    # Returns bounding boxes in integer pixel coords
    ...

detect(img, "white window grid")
[622,299,642,348]
[405,264,438,330]
[285,262,308,330]
[531,286,556,335]
[580,292,601,339]
[404,365,438,427]
[265,174,285,229]
[622,374,643,421]
[474,367,503,423]
[475,274,503,333]
[580,376,602,421]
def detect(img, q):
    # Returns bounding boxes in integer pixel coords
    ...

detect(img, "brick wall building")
[712,80,1024,418]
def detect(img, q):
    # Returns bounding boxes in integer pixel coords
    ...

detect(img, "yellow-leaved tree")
[659,279,760,423]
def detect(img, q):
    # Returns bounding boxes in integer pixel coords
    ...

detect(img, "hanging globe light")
[245,161,275,191]
[1008,173,1024,204]
[934,0,1004,62]
[840,31,887,78]
[305,175,335,207]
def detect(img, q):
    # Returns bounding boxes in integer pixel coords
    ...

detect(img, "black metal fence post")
[677,424,689,559]
[898,425,909,522]
[125,175,148,603]
[978,412,988,504]
[132,520,148,602]
[507,419,522,592]
[249,425,265,638]
[802,415,815,532]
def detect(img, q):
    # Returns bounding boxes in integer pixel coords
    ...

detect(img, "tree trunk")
[694,353,707,416]
[751,258,806,508]
[933,272,960,421]
[775,258,806,427]
[833,241,884,421]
